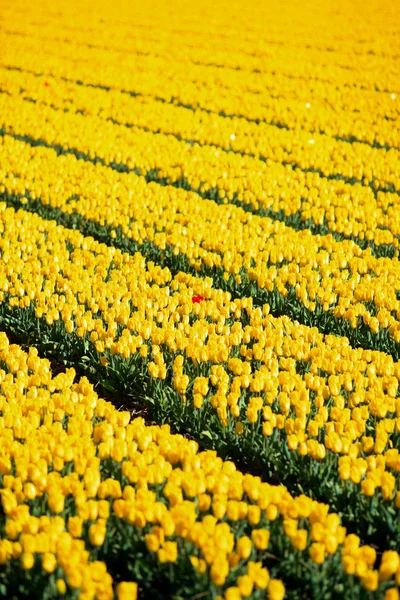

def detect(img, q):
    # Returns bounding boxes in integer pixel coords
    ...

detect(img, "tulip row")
[0,331,399,599]
[1,1,400,598]
[0,202,398,552]
[0,67,399,257]
[1,12,399,112]
[2,0,398,60]
[3,9,398,85]
[1,54,398,198]
[0,39,398,153]
[1,133,400,363]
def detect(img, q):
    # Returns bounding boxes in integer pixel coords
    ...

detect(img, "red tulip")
[192,295,205,303]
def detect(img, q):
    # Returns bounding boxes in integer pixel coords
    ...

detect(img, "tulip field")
[0,0,399,598]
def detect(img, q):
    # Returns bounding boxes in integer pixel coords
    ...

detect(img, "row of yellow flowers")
[0,67,399,252]
[1,49,398,195]
[0,202,398,539]
[1,1,399,598]
[3,4,398,83]
[0,35,398,151]
[1,134,400,353]
[3,0,398,49]
[1,4,398,108]
[0,330,399,599]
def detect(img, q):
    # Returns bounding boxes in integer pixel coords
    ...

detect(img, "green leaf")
[200,430,214,440]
